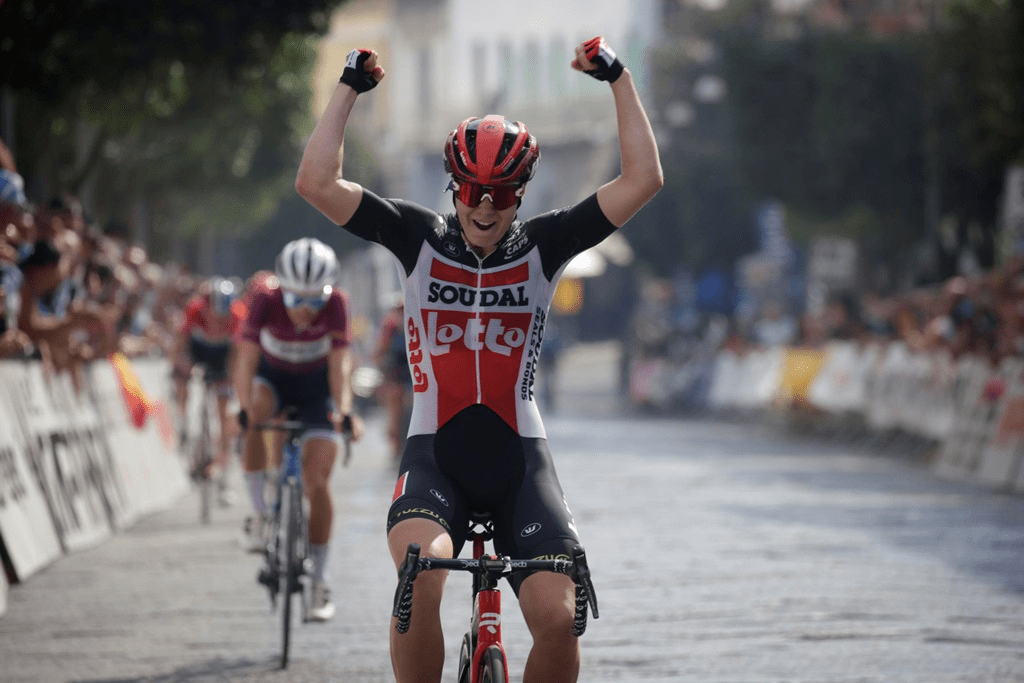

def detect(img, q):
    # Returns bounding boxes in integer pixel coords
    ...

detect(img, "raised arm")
[572,37,664,228]
[295,49,385,227]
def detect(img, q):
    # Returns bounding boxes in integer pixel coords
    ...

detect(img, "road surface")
[2,342,1023,682]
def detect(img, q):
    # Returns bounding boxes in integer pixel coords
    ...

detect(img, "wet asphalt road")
[1,342,1023,682]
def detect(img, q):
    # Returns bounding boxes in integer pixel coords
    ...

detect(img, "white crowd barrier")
[705,341,1024,495]
[0,357,189,617]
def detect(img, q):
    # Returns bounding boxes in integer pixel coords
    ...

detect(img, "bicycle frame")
[393,519,598,683]
[190,375,219,525]
[255,419,310,669]
[466,523,508,681]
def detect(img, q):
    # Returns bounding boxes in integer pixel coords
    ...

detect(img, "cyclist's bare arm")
[328,344,361,439]
[571,42,664,228]
[233,338,261,415]
[295,50,385,227]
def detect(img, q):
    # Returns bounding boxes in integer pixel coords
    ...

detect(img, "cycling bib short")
[389,404,578,593]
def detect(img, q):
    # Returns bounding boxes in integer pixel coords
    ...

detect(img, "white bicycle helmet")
[275,237,338,297]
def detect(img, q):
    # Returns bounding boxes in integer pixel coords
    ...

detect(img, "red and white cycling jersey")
[343,190,616,438]
[180,295,246,346]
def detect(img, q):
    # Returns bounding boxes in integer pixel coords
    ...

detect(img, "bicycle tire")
[478,645,506,683]
[279,479,301,668]
[196,392,213,525]
[457,632,473,683]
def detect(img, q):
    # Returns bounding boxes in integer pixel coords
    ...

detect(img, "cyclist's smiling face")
[455,195,518,258]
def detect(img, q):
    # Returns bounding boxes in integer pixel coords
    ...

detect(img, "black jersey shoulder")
[342,190,449,275]
[516,193,617,281]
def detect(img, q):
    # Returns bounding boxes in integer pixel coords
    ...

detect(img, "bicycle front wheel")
[479,645,507,683]
[196,396,213,525]
[279,478,302,668]
[457,632,473,683]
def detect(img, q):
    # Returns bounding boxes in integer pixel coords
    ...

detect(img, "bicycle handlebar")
[251,420,355,462]
[391,542,599,636]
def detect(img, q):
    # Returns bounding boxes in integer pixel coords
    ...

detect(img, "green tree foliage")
[721,32,929,268]
[0,0,348,265]
[942,0,1024,170]
[715,4,1023,284]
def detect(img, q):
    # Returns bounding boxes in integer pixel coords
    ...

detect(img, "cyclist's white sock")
[309,543,329,585]
[245,471,266,515]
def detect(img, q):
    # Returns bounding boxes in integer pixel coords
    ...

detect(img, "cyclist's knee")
[520,573,576,638]
[302,439,337,485]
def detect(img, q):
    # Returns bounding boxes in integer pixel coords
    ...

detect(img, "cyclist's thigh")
[497,437,581,594]
[301,435,338,488]
[388,434,468,555]
[387,517,454,566]
[248,379,277,421]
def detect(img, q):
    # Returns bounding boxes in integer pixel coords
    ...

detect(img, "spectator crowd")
[0,135,203,394]
[632,257,1024,373]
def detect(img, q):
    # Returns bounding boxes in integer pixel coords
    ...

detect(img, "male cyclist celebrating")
[296,37,662,682]
[233,237,361,622]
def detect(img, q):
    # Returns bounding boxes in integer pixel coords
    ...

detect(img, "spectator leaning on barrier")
[17,239,89,373]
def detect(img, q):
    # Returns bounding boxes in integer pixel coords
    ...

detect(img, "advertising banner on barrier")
[0,363,63,582]
[14,366,114,554]
[0,559,6,617]
[776,348,825,407]
[972,359,1024,491]
[0,357,190,592]
[89,359,187,517]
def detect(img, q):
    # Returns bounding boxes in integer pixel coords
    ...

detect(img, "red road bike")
[392,514,598,683]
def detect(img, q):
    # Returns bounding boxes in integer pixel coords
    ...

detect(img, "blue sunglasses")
[282,290,329,311]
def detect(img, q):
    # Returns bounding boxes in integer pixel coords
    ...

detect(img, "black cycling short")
[387,404,580,594]
[188,337,231,383]
[254,356,334,431]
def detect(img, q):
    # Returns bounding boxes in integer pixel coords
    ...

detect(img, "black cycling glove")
[578,37,624,84]
[340,414,353,436]
[237,409,248,430]
[339,49,380,93]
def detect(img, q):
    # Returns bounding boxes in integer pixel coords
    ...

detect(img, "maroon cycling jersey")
[238,280,350,373]
[342,190,616,438]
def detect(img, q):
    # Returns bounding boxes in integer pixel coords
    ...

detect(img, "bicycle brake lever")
[571,545,599,619]
[392,544,421,623]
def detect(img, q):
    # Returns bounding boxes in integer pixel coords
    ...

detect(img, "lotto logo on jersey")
[425,311,527,357]
[424,309,533,429]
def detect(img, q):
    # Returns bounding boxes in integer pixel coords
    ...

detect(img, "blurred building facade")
[311,0,661,216]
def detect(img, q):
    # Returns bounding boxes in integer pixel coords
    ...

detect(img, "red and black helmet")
[443,115,540,186]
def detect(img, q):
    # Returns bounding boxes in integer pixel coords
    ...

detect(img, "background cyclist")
[296,36,661,682]
[173,275,245,502]
[373,292,413,463]
[233,237,362,623]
